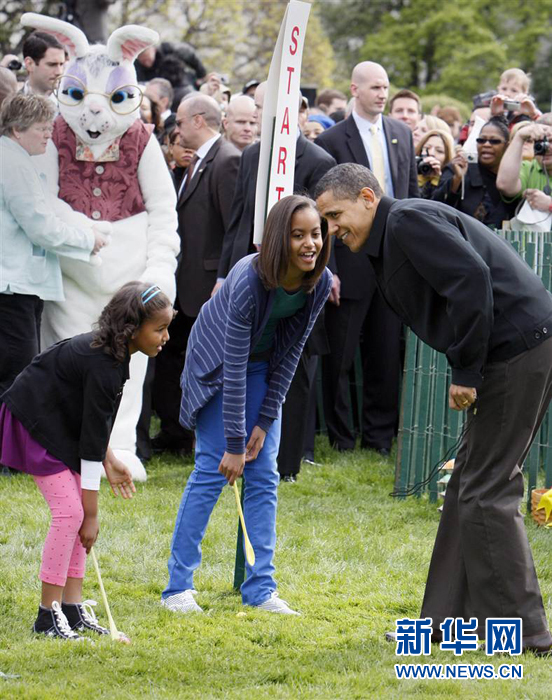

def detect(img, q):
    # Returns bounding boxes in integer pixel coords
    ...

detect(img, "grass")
[0,438,551,699]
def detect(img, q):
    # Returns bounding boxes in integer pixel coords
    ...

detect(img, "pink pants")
[33,469,87,586]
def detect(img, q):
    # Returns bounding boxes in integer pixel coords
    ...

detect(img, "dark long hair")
[256,195,330,293]
[91,281,172,362]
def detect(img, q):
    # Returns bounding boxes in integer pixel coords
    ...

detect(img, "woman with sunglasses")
[433,117,518,228]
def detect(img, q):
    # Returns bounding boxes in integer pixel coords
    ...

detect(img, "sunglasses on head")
[476,137,505,145]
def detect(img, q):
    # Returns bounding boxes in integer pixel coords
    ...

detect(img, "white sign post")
[253,0,311,244]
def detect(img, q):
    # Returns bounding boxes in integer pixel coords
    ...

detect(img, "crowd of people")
[0,14,551,652]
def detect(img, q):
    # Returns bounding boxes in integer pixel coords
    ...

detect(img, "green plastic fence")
[396,230,552,504]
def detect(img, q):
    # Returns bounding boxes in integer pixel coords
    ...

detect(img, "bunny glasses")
[54,75,144,115]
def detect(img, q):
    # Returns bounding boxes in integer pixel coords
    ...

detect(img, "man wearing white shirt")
[22,31,65,104]
[315,61,418,456]
[151,93,240,455]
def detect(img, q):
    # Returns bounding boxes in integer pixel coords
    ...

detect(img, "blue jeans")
[163,362,281,605]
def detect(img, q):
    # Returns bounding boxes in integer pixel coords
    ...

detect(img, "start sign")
[253,0,311,244]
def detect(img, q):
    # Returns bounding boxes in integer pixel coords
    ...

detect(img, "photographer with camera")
[497,115,552,219]
[490,68,542,129]
[415,129,455,199]
[432,117,518,228]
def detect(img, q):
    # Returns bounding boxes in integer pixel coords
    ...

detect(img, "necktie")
[369,124,386,194]
[179,154,199,198]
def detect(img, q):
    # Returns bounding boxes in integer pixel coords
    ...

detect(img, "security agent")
[315,163,552,657]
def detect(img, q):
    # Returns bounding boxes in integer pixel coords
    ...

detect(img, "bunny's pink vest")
[52,117,154,222]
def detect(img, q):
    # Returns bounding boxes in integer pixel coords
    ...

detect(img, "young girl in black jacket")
[0,281,173,640]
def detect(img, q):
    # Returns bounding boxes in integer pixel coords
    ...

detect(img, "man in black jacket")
[314,61,419,456]
[315,163,552,656]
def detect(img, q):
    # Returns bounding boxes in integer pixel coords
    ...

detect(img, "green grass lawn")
[1,439,550,699]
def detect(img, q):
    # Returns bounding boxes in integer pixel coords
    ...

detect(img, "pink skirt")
[0,403,68,476]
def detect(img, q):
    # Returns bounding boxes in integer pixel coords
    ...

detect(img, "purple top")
[0,404,67,476]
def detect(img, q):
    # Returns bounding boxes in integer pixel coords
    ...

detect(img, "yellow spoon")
[232,481,256,566]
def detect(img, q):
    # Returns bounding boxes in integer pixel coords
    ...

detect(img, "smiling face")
[284,207,324,284]
[57,55,142,146]
[476,124,508,171]
[128,305,173,357]
[303,120,324,141]
[316,188,377,253]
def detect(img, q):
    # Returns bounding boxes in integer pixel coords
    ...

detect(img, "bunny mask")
[21,13,158,148]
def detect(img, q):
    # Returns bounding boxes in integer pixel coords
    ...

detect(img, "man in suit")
[215,82,336,481]
[151,93,241,454]
[314,61,419,456]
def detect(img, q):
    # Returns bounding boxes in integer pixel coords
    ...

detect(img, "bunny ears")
[20,12,159,64]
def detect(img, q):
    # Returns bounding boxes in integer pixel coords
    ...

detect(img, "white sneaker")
[253,592,300,615]
[161,590,203,613]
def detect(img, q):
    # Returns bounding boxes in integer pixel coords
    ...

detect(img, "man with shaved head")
[151,92,241,455]
[315,61,418,457]
[223,95,258,151]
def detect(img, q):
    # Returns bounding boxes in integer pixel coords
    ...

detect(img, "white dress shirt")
[352,110,395,197]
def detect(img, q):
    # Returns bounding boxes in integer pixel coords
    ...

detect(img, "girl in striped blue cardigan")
[162,195,332,615]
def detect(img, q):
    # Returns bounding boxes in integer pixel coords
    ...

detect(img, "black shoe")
[33,601,84,640]
[281,475,297,483]
[361,444,391,458]
[1,465,11,477]
[62,600,109,635]
[522,632,552,657]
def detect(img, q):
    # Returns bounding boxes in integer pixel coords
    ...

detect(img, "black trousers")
[421,339,552,639]
[277,353,318,477]
[0,293,43,398]
[151,300,195,450]
[322,290,402,451]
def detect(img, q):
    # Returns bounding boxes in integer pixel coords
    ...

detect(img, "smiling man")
[315,162,552,657]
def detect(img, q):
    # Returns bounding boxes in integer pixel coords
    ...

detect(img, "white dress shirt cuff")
[80,460,103,490]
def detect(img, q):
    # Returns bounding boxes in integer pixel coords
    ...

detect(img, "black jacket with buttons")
[1,333,130,472]
[364,197,552,388]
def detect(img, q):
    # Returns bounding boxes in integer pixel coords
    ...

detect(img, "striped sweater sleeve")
[221,275,255,453]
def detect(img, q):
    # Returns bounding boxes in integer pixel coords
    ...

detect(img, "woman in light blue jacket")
[0,93,109,396]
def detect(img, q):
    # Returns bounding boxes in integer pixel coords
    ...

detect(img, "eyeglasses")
[175,113,206,128]
[476,137,505,145]
[54,75,143,115]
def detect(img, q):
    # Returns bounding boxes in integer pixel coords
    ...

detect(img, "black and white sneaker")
[62,600,109,635]
[33,601,84,640]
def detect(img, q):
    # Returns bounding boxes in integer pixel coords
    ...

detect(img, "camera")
[472,90,497,109]
[416,155,434,176]
[534,137,550,156]
[6,59,22,72]
[504,100,521,111]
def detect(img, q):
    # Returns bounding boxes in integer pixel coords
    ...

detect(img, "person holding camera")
[415,129,455,199]
[432,117,518,228]
[497,115,552,217]
[490,68,542,129]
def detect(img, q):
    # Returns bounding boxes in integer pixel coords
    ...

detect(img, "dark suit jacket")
[314,114,419,299]
[218,134,337,278]
[176,137,241,317]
